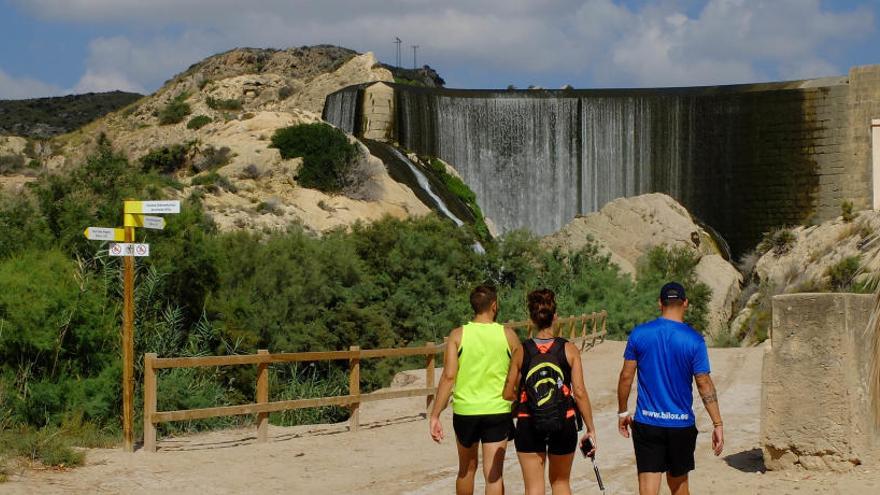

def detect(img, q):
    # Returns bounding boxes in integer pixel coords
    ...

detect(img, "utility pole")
[411,45,419,70]
[394,37,402,67]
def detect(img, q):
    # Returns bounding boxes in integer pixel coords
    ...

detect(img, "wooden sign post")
[85,199,179,452]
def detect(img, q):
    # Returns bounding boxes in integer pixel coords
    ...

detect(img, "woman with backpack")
[503,289,598,495]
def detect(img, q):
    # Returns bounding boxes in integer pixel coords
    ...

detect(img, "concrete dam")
[324,66,880,255]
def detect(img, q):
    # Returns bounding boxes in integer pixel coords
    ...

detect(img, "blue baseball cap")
[660,282,687,304]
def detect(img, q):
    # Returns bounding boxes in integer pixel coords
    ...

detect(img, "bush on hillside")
[0,155,25,174]
[757,227,797,256]
[827,255,861,291]
[270,123,358,193]
[841,200,855,223]
[206,97,242,111]
[191,146,232,173]
[186,115,212,130]
[140,144,191,174]
[158,93,192,125]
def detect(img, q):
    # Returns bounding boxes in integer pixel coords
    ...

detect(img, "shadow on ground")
[724,448,766,473]
[151,413,426,452]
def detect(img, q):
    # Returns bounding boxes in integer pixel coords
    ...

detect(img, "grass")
[0,417,117,470]
[842,200,855,223]
[757,227,797,256]
[424,157,491,240]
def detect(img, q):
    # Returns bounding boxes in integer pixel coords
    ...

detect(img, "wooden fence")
[507,310,608,349]
[143,343,441,452]
[142,310,608,453]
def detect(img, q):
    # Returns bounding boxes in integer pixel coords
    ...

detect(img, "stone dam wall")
[324,66,880,254]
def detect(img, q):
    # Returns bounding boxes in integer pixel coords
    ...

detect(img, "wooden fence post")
[349,346,360,432]
[256,349,269,443]
[143,353,158,453]
[425,342,436,412]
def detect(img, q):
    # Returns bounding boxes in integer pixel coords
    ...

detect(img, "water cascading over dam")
[325,69,880,255]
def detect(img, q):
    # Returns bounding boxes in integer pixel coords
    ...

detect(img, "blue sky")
[1,0,878,98]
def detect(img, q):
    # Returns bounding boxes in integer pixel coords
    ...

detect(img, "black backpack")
[521,338,572,433]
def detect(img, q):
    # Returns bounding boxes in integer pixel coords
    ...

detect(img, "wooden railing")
[142,310,609,453]
[142,343,442,452]
[507,310,608,350]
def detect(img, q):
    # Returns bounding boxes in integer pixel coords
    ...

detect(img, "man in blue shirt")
[616,282,724,495]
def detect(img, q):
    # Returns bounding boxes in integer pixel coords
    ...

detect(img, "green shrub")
[186,115,212,130]
[277,86,294,100]
[191,172,236,193]
[0,426,85,467]
[158,93,192,125]
[270,123,358,193]
[0,154,25,174]
[426,157,490,240]
[140,144,190,174]
[841,200,855,223]
[191,146,232,173]
[757,227,797,256]
[206,97,242,111]
[828,256,861,291]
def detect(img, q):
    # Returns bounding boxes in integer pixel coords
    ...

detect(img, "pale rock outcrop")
[730,211,880,340]
[544,193,742,337]
[0,136,27,156]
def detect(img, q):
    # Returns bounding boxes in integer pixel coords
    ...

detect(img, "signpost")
[84,199,179,452]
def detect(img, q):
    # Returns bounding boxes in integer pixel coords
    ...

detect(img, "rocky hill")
[1,45,439,234]
[544,193,743,339]
[0,91,141,138]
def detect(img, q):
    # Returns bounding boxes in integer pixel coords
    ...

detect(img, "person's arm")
[616,360,637,438]
[429,328,461,443]
[566,342,597,455]
[502,342,523,402]
[695,373,724,456]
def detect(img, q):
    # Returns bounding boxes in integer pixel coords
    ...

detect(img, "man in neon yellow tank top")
[430,285,521,495]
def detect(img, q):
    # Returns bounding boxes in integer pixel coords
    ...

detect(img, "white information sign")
[84,227,124,241]
[109,243,150,257]
[125,200,180,214]
[141,216,166,229]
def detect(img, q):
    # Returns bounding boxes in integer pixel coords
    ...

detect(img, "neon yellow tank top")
[452,322,513,415]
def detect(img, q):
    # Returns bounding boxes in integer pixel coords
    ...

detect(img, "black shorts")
[514,417,578,455]
[452,413,514,448]
[631,421,699,477]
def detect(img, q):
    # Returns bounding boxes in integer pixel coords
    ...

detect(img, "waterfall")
[326,83,829,255]
[398,91,581,236]
[322,85,360,134]
[386,146,465,227]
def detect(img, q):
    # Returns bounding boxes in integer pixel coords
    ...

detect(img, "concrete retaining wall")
[762,293,878,471]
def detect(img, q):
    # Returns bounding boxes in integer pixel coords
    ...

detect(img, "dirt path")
[4,341,879,494]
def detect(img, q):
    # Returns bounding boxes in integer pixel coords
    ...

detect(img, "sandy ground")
[3,341,879,494]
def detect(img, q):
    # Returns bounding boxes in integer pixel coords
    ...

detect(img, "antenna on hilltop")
[411,45,419,70]
[394,37,402,68]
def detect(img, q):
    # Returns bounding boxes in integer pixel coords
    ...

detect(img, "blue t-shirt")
[623,317,710,428]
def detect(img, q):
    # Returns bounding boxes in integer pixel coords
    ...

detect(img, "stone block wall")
[762,293,877,472]
[361,82,394,141]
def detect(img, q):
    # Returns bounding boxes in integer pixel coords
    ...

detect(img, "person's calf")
[482,441,507,495]
[666,473,689,495]
[637,472,663,495]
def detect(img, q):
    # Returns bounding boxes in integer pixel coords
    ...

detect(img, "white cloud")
[0,69,64,99]
[9,0,879,92]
